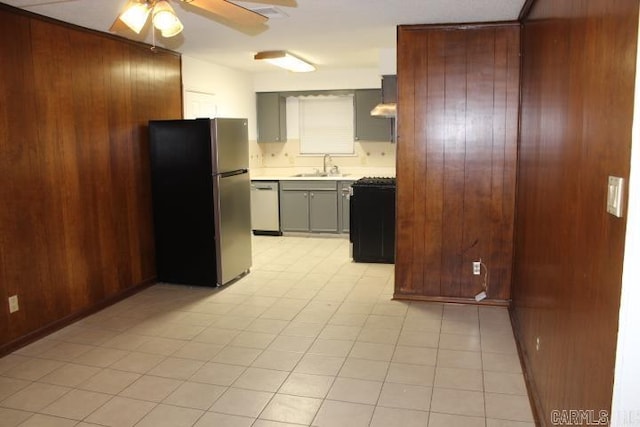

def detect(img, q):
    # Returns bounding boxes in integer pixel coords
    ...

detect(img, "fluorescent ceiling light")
[119,2,151,34]
[254,51,316,72]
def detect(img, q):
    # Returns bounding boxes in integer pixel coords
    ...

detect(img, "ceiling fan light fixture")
[254,50,316,73]
[152,0,182,34]
[119,2,151,34]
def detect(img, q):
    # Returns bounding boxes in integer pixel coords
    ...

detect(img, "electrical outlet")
[473,261,481,275]
[8,295,19,313]
[535,337,540,351]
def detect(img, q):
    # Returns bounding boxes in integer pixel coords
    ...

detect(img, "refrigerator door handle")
[219,169,248,178]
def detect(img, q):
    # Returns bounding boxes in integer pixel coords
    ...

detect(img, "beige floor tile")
[78,368,141,394]
[119,375,182,402]
[267,336,314,354]
[312,399,375,427]
[436,349,482,370]
[136,337,185,356]
[163,381,226,409]
[230,332,277,349]
[338,358,389,381]
[135,403,204,427]
[370,406,429,427]
[348,341,395,361]
[486,419,535,427]
[0,383,70,412]
[398,331,440,348]
[357,327,400,344]
[232,367,288,392]
[38,342,94,362]
[365,314,404,330]
[328,313,368,327]
[482,351,523,373]
[209,387,273,418]
[438,334,481,352]
[0,407,32,427]
[430,388,485,417]
[318,325,361,341]
[441,320,480,336]
[326,377,382,405]
[85,396,156,426]
[212,346,263,366]
[193,328,240,345]
[485,392,534,422]
[378,382,432,411]
[280,322,324,338]
[109,351,165,374]
[308,339,354,357]
[294,354,345,376]
[259,393,322,424]
[484,371,528,395]
[481,333,518,354]
[253,420,307,427]
[193,411,254,427]
[14,414,77,427]
[392,346,437,366]
[428,412,485,427]
[0,377,31,401]
[386,363,435,386]
[278,373,334,398]
[434,367,484,391]
[251,349,304,371]
[100,333,150,351]
[4,358,63,381]
[41,389,111,419]
[72,347,129,368]
[147,357,205,380]
[170,342,224,361]
[246,318,289,334]
[190,362,246,386]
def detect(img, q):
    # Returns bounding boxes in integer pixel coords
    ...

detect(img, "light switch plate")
[607,176,625,218]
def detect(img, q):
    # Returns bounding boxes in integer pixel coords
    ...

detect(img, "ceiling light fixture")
[254,51,316,72]
[118,0,184,38]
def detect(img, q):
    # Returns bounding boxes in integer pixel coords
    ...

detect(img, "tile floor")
[0,235,535,427]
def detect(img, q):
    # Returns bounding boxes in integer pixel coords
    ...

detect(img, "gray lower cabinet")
[338,181,354,233]
[280,180,338,232]
[280,190,310,231]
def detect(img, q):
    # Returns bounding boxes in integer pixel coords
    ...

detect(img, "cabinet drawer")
[280,180,338,191]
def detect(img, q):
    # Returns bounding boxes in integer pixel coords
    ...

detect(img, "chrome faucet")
[323,154,332,174]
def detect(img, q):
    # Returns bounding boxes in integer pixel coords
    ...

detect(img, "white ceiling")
[1,0,525,73]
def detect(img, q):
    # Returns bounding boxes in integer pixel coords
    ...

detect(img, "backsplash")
[251,139,396,169]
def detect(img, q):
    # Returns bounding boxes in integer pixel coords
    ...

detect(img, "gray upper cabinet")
[354,89,392,142]
[257,92,286,142]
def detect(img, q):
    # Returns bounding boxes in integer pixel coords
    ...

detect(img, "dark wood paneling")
[0,5,181,350]
[395,24,520,302]
[513,0,638,424]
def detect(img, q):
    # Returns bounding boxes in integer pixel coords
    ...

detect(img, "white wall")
[253,67,381,92]
[181,56,257,140]
[611,13,640,426]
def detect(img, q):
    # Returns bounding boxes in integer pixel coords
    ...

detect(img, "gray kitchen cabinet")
[309,191,338,232]
[338,181,354,233]
[257,92,287,142]
[354,89,392,142]
[280,190,309,231]
[280,180,338,232]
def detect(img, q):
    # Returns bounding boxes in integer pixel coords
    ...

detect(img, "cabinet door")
[310,191,338,232]
[354,89,392,142]
[339,182,353,233]
[280,191,309,231]
[257,92,286,142]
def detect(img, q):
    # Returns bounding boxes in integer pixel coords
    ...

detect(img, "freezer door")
[214,171,253,285]
[211,118,249,174]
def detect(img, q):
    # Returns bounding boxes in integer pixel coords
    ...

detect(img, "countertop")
[249,167,396,181]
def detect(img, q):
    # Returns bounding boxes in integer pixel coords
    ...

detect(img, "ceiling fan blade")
[183,0,267,26]
[232,0,297,6]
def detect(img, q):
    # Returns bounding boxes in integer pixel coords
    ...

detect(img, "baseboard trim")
[392,293,510,307]
[509,307,545,427]
[0,278,155,357]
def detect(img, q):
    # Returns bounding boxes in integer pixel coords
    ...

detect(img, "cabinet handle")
[304,193,307,198]
[310,193,314,198]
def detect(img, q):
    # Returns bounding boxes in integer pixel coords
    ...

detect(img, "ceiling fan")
[110,0,297,38]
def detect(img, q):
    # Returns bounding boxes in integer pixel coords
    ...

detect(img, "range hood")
[370,75,397,118]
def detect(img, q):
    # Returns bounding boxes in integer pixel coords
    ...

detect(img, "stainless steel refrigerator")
[148,118,252,286]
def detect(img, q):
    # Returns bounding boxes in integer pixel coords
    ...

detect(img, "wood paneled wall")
[513,0,638,424]
[0,5,182,351]
[395,24,520,303]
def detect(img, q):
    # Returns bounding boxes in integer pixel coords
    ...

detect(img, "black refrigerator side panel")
[149,120,217,285]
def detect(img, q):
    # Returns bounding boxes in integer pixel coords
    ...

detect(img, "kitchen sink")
[292,172,350,178]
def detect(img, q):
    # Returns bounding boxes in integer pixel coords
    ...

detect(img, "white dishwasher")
[250,181,282,235]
